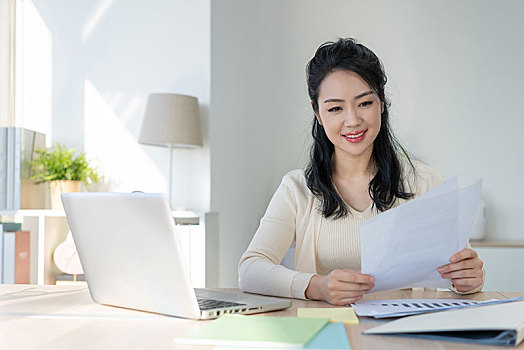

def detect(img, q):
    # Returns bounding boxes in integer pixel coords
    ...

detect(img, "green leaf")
[29,143,101,185]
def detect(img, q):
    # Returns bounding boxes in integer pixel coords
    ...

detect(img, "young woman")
[238,38,484,305]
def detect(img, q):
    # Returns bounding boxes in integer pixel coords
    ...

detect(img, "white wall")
[20,0,210,211]
[272,0,524,241]
[15,0,524,288]
[211,1,280,287]
[211,0,524,286]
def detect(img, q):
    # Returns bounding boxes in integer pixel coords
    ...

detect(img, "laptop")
[61,192,291,319]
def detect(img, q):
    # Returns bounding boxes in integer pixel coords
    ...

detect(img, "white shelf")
[1,209,199,221]
[1,209,202,285]
[0,209,66,217]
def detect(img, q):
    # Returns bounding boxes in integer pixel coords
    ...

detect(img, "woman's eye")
[359,101,373,107]
[327,106,342,112]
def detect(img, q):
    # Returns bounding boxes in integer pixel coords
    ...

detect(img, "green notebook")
[176,314,329,348]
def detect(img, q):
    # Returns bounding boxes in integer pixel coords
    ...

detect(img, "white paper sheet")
[360,178,482,292]
[351,298,524,318]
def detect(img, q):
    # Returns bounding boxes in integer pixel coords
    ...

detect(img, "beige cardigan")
[238,161,481,299]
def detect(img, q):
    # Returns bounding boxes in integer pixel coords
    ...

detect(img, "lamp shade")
[139,93,203,148]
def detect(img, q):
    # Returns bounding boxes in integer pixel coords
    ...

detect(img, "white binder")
[364,300,524,346]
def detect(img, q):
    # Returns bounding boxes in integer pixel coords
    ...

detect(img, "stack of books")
[0,127,46,210]
[0,222,30,284]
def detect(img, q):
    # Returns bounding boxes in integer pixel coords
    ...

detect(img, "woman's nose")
[343,108,360,127]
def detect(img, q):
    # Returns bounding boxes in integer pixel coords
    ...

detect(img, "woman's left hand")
[438,248,484,293]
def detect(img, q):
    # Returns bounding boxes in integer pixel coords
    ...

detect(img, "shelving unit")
[471,240,524,292]
[0,210,65,285]
[0,209,210,286]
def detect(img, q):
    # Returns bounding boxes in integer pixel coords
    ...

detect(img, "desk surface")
[0,285,522,350]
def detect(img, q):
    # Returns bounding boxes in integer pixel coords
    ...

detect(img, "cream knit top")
[238,160,482,300]
[317,207,377,275]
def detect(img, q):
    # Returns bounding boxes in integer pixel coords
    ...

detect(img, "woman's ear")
[315,113,322,126]
[311,100,322,125]
[309,100,322,125]
[381,101,385,114]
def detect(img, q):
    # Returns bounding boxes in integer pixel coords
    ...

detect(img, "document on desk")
[364,299,524,346]
[353,297,524,318]
[360,177,481,292]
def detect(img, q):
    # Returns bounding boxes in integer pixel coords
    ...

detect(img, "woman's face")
[316,70,383,161]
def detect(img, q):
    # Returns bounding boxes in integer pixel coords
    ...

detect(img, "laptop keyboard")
[197,297,247,311]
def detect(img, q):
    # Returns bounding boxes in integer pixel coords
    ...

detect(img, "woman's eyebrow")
[323,91,374,104]
[323,98,345,103]
[354,90,374,100]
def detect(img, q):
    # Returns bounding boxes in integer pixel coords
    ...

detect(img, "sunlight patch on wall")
[82,0,114,42]
[119,96,142,123]
[84,79,165,193]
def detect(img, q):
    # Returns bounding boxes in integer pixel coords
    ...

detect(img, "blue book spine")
[6,128,22,210]
[5,127,15,209]
[0,223,22,231]
[14,129,21,209]
[2,231,15,284]
[0,129,7,209]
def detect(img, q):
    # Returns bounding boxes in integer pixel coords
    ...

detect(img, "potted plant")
[29,143,100,209]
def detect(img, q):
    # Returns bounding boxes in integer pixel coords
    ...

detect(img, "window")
[0,0,16,126]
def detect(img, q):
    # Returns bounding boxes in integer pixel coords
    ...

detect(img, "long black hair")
[305,38,414,219]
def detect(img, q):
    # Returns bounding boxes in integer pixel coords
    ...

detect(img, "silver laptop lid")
[62,192,201,319]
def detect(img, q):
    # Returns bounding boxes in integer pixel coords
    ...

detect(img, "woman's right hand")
[305,269,375,305]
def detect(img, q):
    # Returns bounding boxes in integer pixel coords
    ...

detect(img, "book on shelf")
[1,224,30,284]
[0,222,22,231]
[1,229,14,283]
[0,127,46,210]
[14,231,30,284]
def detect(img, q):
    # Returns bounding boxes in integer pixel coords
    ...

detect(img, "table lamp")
[138,93,203,206]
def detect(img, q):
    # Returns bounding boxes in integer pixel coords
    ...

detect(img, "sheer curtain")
[0,0,15,126]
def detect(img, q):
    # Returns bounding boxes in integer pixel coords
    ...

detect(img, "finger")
[327,281,371,295]
[325,290,364,304]
[331,291,365,304]
[337,270,375,283]
[336,295,364,305]
[451,278,482,290]
[441,268,482,279]
[336,281,375,292]
[333,270,375,284]
[439,259,483,273]
[449,248,477,263]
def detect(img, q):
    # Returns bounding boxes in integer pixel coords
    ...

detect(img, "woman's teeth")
[344,131,365,139]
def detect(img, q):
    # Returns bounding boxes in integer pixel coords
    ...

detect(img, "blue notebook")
[364,299,524,346]
[306,322,351,349]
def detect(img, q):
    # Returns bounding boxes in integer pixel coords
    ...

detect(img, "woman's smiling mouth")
[342,130,367,143]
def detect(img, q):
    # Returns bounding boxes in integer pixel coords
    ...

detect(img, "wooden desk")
[0,285,522,349]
